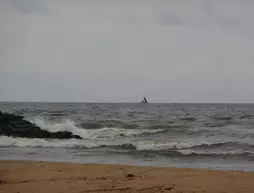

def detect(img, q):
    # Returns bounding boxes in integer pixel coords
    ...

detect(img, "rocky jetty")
[0,111,82,139]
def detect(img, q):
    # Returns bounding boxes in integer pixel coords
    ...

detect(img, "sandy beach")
[0,161,254,193]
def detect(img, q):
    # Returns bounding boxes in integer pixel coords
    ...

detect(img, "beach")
[1,103,254,192]
[1,160,254,193]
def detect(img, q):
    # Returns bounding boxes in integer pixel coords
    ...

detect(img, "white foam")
[0,136,212,150]
[0,136,117,148]
[132,140,214,151]
[178,149,254,155]
[1,136,253,157]
[29,118,164,139]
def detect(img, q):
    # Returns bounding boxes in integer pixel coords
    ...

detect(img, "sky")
[1,0,254,103]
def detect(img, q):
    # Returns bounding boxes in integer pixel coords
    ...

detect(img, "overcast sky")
[1,0,254,103]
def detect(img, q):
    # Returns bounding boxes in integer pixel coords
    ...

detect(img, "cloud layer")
[1,0,254,102]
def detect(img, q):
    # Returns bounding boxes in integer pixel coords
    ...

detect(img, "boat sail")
[141,97,148,104]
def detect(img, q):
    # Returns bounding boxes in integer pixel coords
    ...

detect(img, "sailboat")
[141,97,148,104]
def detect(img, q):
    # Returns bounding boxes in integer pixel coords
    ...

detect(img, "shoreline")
[1,156,253,172]
[0,159,251,172]
[1,160,254,193]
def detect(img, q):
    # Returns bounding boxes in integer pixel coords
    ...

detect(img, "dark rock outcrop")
[0,111,82,139]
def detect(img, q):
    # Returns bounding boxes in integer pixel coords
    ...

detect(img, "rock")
[0,110,82,139]
[0,180,7,184]
[50,131,82,139]
[0,112,23,121]
[126,173,135,178]
[165,187,174,191]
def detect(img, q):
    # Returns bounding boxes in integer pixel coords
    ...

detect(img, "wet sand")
[1,160,254,193]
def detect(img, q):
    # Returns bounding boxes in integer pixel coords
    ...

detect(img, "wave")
[203,122,232,128]
[177,149,254,156]
[181,141,244,149]
[0,136,103,148]
[0,136,247,150]
[1,136,253,157]
[29,118,166,139]
[48,111,69,117]
[121,141,254,151]
[239,114,253,119]
[0,136,209,149]
[211,115,233,121]
[179,117,196,121]
[114,142,254,157]
[78,120,191,131]
[23,116,254,140]
[78,120,139,130]
[191,125,254,140]
[148,123,190,130]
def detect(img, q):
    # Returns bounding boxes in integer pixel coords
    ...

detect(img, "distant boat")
[141,97,148,104]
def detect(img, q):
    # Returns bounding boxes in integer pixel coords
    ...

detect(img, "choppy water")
[1,102,254,171]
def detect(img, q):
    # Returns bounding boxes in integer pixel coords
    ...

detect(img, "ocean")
[0,102,254,171]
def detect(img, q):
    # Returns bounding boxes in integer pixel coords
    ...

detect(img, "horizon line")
[1,101,254,104]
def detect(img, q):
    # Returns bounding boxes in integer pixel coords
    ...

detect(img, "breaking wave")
[121,141,254,151]
[1,135,253,157]
[1,112,254,159]
[29,118,166,139]
[0,136,99,148]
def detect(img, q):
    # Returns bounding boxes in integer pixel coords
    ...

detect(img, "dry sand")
[1,160,254,193]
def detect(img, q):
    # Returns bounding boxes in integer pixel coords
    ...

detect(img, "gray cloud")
[10,0,50,14]
[0,0,254,103]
